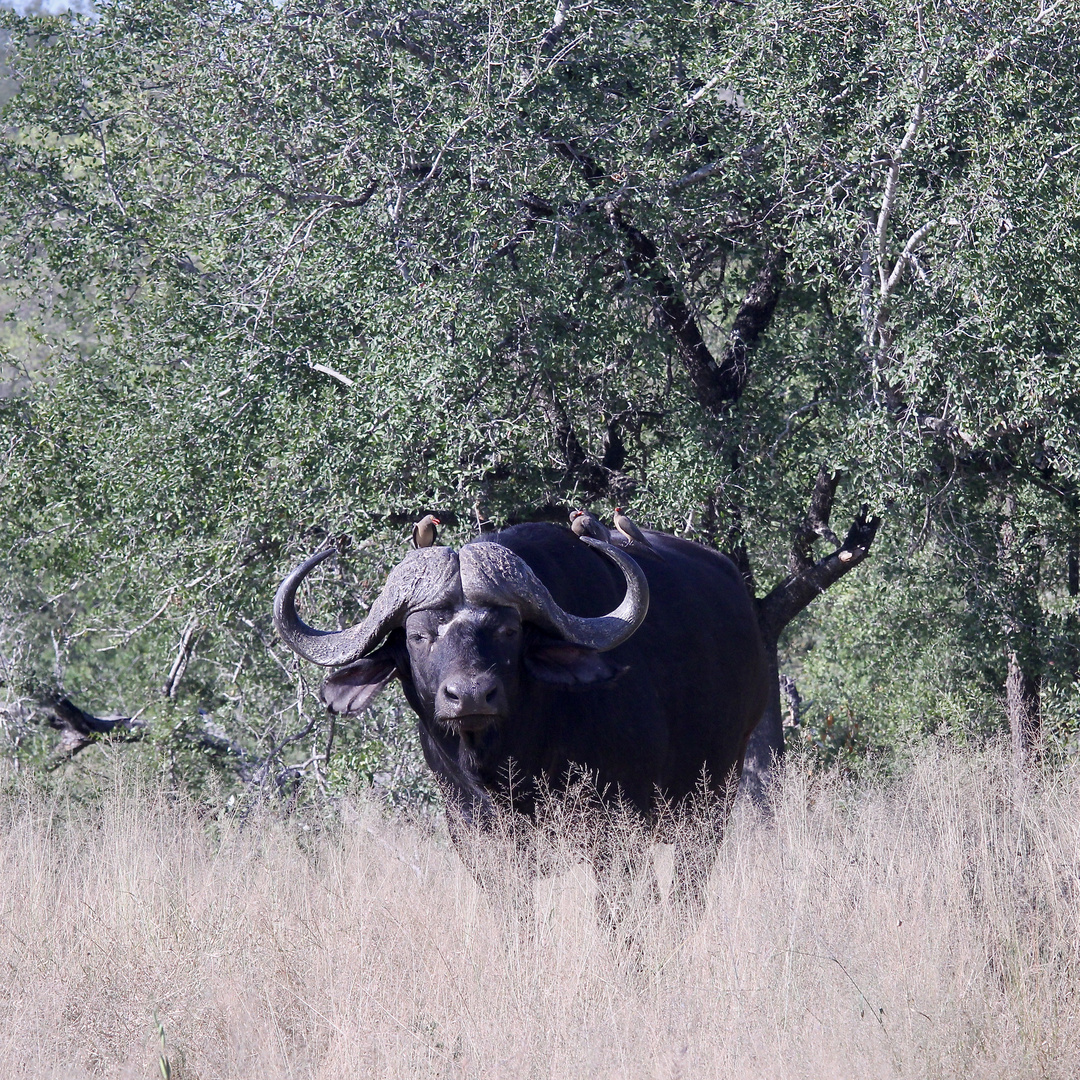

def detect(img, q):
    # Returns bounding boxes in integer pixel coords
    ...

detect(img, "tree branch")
[536,382,611,495]
[757,504,881,644]
[719,248,787,402]
[876,100,923,293]
[310,362,355,387]
[918,412,975,446]
[652,245,784,412]
[540,0,569,53]
[376,30,435,64]
[552,140,783,413]
[41,696,146,762]
[881,219,935,299]
[669,159,724,192]
[788,466,841,574]
[162,617,200,699]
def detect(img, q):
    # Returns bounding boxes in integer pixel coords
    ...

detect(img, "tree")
[1,0,1078,794]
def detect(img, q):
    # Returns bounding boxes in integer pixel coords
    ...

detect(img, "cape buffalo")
[274,523,768,907]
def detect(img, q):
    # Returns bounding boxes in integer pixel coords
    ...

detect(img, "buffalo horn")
[273,545,461,666]
[459,537,648,652]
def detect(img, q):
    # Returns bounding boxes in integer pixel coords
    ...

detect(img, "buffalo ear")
[320,651,399,715]
[524,639,628,688]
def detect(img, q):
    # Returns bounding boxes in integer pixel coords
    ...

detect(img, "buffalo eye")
[408,630,431,645]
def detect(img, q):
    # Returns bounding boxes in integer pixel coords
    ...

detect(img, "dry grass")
[2,744,1079,1079]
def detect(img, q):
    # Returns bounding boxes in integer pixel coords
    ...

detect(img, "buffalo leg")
[446,802,538,935]
[590,815,658,955]
[668,778,735,917]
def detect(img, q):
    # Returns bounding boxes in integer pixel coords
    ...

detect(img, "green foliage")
[1,0,1078,793]
[792,541,1005,758]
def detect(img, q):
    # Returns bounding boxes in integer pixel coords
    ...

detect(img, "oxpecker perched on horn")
[570,508,612,543]
[613,508,655,551]
[411,514,441,549]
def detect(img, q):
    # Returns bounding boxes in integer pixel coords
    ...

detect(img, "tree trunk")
[739,638,783,805]
[1006,649,1040,764]
[739,476,881,802]
[998,490,1042,764]
[1067,525,1079,682]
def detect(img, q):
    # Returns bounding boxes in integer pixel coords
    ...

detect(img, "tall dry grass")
[2,743,1079,1079]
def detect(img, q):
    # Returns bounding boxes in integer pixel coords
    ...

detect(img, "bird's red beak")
[432,517,441,525]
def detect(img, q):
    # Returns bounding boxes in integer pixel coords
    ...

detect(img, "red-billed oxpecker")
[613,508,655,551]
[570,508,612,543]
[411,514,441,549]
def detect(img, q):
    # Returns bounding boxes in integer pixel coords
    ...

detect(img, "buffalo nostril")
[437,677,501,719]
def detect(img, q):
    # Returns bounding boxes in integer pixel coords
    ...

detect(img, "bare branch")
[86,113,128,219]
[788,466,841,575]
[540,0,569,53]
[669,159,724,193]
[757,504,882,644]
[310,362,355,387]
[882,219,936,298]
[876,99,923,292]
[162,617,200,699]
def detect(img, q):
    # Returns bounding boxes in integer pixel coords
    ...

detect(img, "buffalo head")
[273,538,649,738]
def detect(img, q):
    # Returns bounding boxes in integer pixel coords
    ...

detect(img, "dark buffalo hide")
[287,524,768,832]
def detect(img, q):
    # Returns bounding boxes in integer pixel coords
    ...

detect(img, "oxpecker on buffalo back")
[613,508,655,551]
[411,514,441,549]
